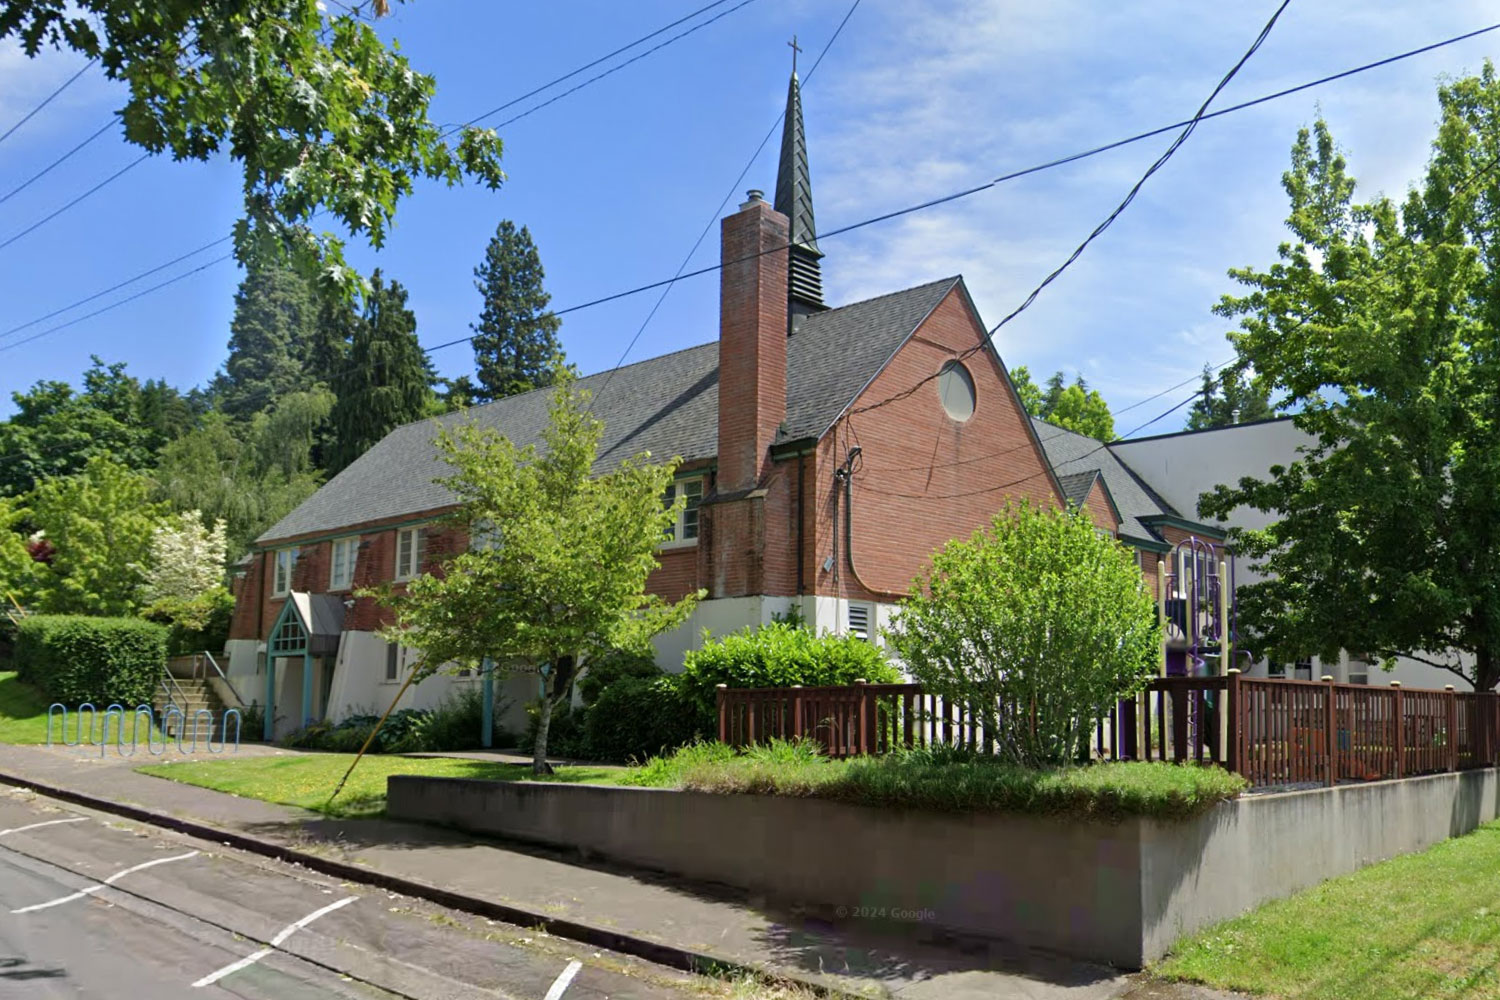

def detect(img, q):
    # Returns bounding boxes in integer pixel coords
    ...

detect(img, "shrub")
[147,586,235,656]
[621,740,1247,820]
[678,621,901,733]
[14,614,168,706]
[886,500,1161,768]
[282,688,509,754]
[522,699,589,759]
[578,647,660,706]
[583,674,697,763]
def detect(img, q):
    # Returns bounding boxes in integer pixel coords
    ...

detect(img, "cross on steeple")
[787,34,802,75]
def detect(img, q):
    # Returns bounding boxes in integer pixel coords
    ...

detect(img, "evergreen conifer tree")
[470,221,567,402]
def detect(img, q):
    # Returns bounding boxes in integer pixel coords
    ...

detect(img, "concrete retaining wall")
[387,768,1500,968]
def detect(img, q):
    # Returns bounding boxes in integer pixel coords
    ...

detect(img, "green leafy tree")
[0,358,175,496]
[26,456,169,616]
[885,501,1159,766]
[470,221,568,402]
[1,1,503,283]
[1200,70,1500,689]
[375,382,701,774]
[328,271,435,474]
[154,402,327,557]
[1009,367,1116,441]
[1185,364,1273,430]
[141,511,232,639]
[217,266,317,419]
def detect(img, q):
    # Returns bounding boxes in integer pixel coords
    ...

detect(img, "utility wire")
[0,236,231,342]
[589,0,862,410]
[0,253,235,355]
[0,59,95,148]
[0,154,148,252]
[0,0,753,313]
[0,117,119,206]
[444,0,745,137]
[9,8,1495,384]
[849,0,1292,420]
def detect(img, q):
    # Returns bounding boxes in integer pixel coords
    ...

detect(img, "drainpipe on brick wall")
[838,445,905,606]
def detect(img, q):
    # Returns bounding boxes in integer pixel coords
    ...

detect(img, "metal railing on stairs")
[192,650,247,709]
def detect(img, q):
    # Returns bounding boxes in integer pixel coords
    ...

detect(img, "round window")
[937,360,975,421]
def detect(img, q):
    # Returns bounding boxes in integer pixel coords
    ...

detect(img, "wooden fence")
[716,675,1500,789]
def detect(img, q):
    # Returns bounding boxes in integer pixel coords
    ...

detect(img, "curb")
[0,768,837,997]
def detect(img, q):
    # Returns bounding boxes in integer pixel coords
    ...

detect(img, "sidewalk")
[0,742,1233,1000]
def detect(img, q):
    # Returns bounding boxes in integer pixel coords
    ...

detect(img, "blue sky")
[0,1,1496,433]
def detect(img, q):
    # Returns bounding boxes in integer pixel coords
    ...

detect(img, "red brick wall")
[228,516,466,641]
[1082,481,1121,536]
[810,286,1063,600]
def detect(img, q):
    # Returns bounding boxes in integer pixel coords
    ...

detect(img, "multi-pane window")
[329,538,357,590]
[272,548,294,597]
[395,527,425,580]
[847,602,872,641]
[663,477,704,545]
[1293,658,1314,681]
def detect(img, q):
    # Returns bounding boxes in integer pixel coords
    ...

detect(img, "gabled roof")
[1030,418,1176,546]
[1056,470,1101,508]
[258,277,962,545]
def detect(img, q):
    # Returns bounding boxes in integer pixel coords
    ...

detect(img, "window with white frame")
[329,538,357,590]
[1347,655,1370,685]
[272,548,294,597]
[846,602,872,641]
[663,476,704,545]
[395,527,425,580]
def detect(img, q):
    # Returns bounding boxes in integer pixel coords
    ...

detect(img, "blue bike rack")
[44,703,242,757]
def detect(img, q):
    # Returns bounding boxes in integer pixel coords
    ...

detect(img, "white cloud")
[798,0,1500,430]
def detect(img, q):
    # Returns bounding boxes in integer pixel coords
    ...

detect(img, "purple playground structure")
[1160,535,1247,678]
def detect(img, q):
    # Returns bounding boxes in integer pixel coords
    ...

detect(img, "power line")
[10,10,1495,381]
[446,0,743,137]
[849,0,1292,420]
[0,154,148,253]
[0,117,119,206]
[0,253,235,355]
[0,0,755,318]
[0,59,95,148]
[0,236,231,342]
[590,0,863,409]
[856,387,1208,502]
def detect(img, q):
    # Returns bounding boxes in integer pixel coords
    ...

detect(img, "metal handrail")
[159,664,189,716]
[195,650,247,709]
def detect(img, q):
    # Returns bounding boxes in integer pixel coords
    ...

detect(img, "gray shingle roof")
[1030,418,1175,544]
[1055,470,1100,509]
[258,277,960,545]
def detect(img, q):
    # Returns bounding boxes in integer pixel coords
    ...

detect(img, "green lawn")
[138,753,629,817]
[0,670,51,744]
[1158,821,1500,999]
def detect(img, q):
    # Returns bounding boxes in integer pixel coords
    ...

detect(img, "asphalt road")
[0,791,713,1000]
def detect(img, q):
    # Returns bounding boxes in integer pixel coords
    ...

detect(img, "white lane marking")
[0,817,86,836]
[543,960,583,1000]
[192,895,358,988]
[10,850,199,914]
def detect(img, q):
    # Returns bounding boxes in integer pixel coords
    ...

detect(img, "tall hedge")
[14,615,168,707]
[679,622,902,734]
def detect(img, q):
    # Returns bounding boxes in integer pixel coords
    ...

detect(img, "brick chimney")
[716,189,789,492]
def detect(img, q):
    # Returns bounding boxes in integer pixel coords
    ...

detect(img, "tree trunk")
[1477,646,1500,693]
[531,677,556,776]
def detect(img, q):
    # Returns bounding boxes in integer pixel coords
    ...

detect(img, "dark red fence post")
[1392,681,1405,780]
[717,684,728,744]
[1446,685,1459,772]
[1322,675,1336,787]
[790,685,804,742]
[1226,668,1241,775]
[854,679,869,755]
